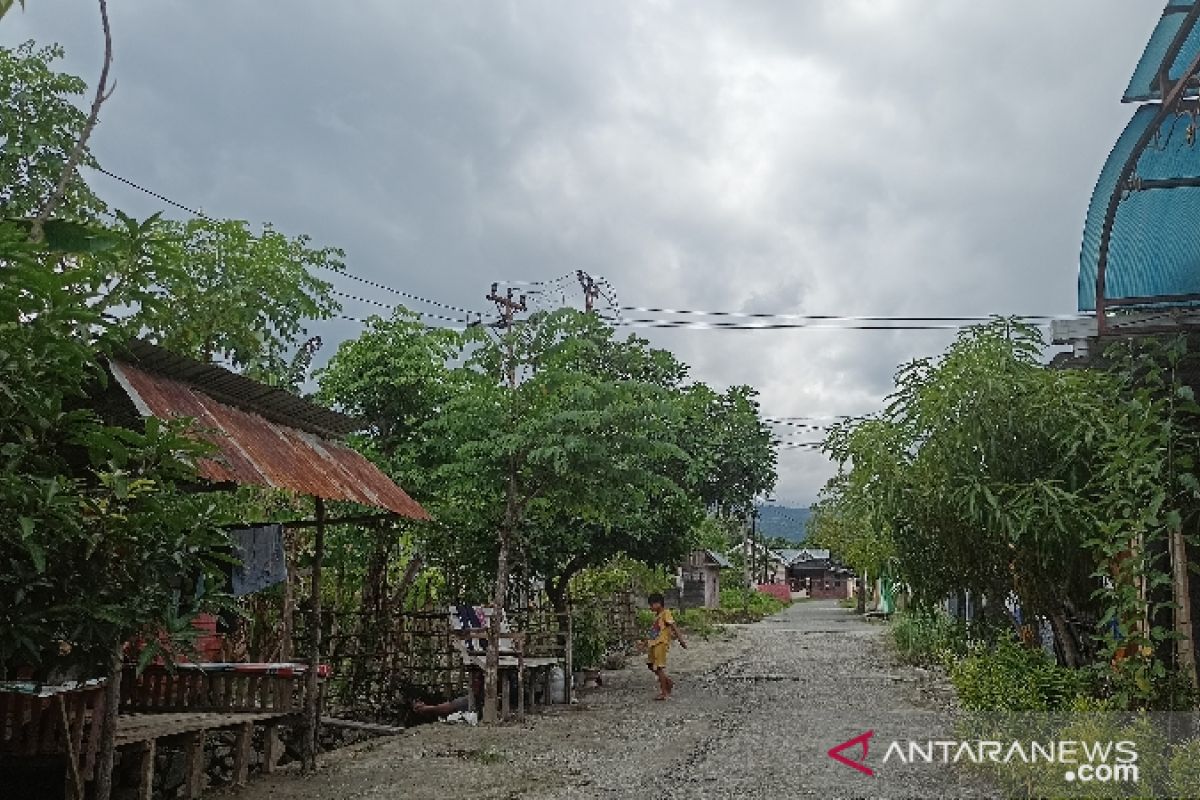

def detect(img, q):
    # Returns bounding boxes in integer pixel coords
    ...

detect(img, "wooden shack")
[1,339,431,800]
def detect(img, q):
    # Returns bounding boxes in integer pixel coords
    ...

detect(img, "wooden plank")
[22,697,42,756]
[320,717,405,735]
[134,739,155,800]
[180,730,206,800]
[83,692,106,780]
[517,664,525,721]
[173,672,187,709]
[68,694,87,780]
[262,723,281,775]
[231,721,253,787]
[0,691,10,746]
[151,672,165,709]
[38,698,59,754]
[209,674,224,712]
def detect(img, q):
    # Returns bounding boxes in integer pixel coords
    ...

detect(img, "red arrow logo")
[827,730,875,777]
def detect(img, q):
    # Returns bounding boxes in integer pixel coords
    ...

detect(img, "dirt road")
[230,601,995,799]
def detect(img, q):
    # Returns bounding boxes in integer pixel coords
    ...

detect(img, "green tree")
[422,310,697,719]
[680,383,777,518]
[0,42,104,220]
[0,218,230,669]
[317,308,475,484]
[133,217,344,372]
[818,321,1115,664]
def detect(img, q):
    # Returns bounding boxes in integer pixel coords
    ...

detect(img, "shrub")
[1168,739,1200,799]
[676,608,718,640]
[950,637,1093,713]
[570,604,608,671]
[717,587,787,621]
[890,610,969,666]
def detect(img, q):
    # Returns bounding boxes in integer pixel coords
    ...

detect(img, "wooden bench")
[116,663,315,799]
[450,625,563,719]
[0,680,106,797]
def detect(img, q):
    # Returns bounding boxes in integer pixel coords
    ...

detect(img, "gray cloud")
[3,1,1159,503]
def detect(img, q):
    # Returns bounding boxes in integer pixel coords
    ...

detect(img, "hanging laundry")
[229,524,287,597]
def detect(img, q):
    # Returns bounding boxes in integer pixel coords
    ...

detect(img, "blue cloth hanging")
[229,524,287,597]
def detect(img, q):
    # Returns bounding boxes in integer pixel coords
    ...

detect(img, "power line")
[764,418,832,431]
[95,166,212,219]
[616,305,1079,324]
[611,318,1044,331]
[92,165,488,320]
[90,167,1084,335]
[329,289,483,326]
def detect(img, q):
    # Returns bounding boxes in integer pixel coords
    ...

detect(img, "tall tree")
[0,41,105,220]
[132,217,344,372]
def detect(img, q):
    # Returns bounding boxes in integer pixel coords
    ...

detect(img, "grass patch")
[459,746,506,765]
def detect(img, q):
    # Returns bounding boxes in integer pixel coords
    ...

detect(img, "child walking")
[643,592,687,701]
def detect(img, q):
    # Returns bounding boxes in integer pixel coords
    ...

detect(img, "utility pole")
[576,270,601,314]
[487,283,527,329]
[751,508,759,587]
[743,510,753,590]
[486,282,527,387]
[482,282,526,724]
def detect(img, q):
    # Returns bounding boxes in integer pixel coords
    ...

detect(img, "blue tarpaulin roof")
[1079,106,1200,311]
[1079,2,1200,313]
[1125,3,1200,103]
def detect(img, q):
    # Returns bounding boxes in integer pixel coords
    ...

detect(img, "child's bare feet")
[653,694,667,701]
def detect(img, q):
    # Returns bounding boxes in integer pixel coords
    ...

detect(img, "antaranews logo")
[827,731,875,777]
[826,731,1139,786]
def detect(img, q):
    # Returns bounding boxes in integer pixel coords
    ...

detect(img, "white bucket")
[548,665,566,703]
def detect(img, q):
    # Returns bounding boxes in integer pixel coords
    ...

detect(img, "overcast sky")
[3,1,1159,504]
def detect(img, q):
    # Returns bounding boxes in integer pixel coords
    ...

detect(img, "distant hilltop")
[755,505,811,543]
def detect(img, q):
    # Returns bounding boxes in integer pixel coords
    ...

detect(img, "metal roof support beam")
[1096,4,1200,333]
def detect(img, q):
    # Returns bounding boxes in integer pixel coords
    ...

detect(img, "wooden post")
[231,721,253,786]
[262,724,281,775]
[281,527,294,661]
[500,671,511,719]
[57,695,84,800]
[133,740,155,800]
[563,596,574,704]
[303,497,326,771]
[91,648,123,800]
[517,637,525,721]
[1171,524,1198,688]
[180,730,206,799]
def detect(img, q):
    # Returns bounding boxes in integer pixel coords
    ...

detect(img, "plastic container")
[548,665,566,703]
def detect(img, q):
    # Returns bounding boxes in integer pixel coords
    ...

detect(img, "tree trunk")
[391,553,424,611]
[485,528,511,724]
[92,646,123,800]
[1048,607,1081,668]
[856,571,867,614]
[1170,523,1198,688]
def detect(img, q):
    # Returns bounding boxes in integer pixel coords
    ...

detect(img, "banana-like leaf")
[0,1,27,21]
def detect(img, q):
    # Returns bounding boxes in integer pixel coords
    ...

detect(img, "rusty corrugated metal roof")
[108,355,430,521]
[117,339,358,438]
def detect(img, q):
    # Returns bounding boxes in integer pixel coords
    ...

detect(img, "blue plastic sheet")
[1124,3,1200,102]
[1079,105,1200,311]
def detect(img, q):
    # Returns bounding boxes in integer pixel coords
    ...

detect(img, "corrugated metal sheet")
[108,359,430,521]
[117,340,358,439]
[1124,3,1200,103]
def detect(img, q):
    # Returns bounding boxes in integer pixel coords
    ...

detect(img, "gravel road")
[230,600,997,800]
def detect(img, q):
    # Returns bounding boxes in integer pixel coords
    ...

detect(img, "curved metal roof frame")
[1094,3,1200,333]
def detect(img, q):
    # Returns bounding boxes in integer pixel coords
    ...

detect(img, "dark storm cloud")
[2,1,1160,503]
